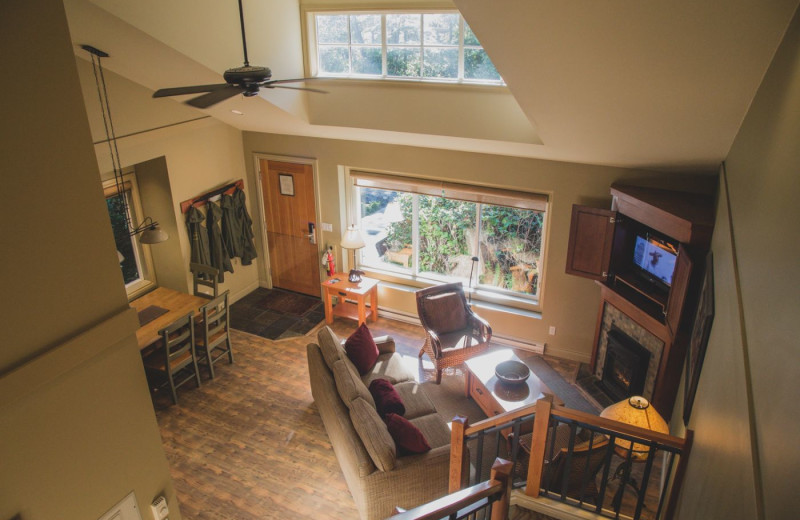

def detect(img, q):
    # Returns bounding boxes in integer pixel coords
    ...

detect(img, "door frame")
[252,153,323,295]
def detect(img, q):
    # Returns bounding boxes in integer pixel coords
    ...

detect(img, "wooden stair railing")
[388,458,512,520]
[449,397,693,520]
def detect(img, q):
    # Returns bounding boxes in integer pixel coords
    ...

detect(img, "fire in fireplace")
[598,327,651,402]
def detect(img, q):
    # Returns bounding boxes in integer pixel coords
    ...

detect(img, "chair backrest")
[415,282,469,334]
[199,290,229,339]
[545,435,611,499]
[191,262,219,299]
[158,313,195,369]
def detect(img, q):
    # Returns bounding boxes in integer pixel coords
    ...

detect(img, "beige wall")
[674,5,800,519]
[241,133,700,360]
[0,0,179,518]
[75,59,261,302]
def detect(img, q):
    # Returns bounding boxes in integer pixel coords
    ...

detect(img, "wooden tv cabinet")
[565,183,714,417]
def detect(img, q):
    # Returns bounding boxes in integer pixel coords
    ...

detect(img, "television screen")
[633,235,677,287]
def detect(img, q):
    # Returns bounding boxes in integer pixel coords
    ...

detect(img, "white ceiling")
[64,0,799,171]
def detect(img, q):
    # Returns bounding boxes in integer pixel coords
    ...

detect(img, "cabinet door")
[665,244,692,338]
[565,205,617,281]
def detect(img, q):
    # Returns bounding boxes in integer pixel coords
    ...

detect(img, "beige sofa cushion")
[363,352,414,386]
[393,381,437,420]
[317,326,346,370]
[350,397,396,472]
[408,413,451,450]
[333,359,375,409]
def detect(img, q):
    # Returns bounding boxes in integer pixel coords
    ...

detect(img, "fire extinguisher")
[322,246,336,276]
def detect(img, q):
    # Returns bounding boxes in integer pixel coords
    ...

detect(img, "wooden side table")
[322,273,379,326]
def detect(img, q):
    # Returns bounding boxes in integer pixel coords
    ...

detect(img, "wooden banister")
[390,458,512,520]
[449,415,468,493]
[525,396,553,497]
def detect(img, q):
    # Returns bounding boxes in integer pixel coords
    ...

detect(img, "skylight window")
[309,11,503,84]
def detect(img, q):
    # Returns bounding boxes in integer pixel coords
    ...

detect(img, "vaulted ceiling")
[64,0,799,171]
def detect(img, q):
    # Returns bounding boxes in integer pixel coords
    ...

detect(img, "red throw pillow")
[368,379,406,417]
[344,323,379,375]
[384,413,431,455]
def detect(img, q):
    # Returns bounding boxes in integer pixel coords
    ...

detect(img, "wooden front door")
[259,159,320,297]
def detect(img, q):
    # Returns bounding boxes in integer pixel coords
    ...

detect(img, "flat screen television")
[632,234,678,290]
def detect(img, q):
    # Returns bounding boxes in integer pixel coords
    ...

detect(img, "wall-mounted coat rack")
[180,179,244,213]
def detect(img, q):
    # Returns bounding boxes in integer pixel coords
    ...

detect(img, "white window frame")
[303,9,504,85]
[346,170,548,308]
[103,171,156,299]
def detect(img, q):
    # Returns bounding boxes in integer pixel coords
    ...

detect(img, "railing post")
[489,458,512,520]
[664,429,693,520]
[525,396,553,497]
[449,415,469,493]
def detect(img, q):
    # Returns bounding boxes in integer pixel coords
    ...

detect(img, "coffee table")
[464,349,563,419]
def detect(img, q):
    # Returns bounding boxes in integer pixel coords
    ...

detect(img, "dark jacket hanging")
[220,193,242,259]
[186,205,211,267]
[233,187,258,265]
[206,200,233,282]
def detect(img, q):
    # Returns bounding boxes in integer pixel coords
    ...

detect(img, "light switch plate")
[321,222,333,232]
[150,496,169,520]
[548,326,556,335]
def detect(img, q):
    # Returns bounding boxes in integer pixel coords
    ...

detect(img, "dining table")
[130,286,209,351]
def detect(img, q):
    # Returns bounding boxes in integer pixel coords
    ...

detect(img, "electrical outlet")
[548,326,556,336]
[321,222,333,232]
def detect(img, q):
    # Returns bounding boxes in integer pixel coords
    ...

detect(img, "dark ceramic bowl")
[495,360,530,385]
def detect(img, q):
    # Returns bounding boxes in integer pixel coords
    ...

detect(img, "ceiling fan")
[152,0,326,109]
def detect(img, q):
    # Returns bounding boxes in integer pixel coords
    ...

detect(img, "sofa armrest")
[373,335,396,354]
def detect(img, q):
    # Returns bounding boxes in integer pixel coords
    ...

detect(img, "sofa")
[307,326,453,520]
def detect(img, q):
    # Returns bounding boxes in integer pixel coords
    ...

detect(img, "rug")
[230,287,326,340]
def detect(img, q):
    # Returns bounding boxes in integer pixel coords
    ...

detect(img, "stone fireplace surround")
[594,302,664,402]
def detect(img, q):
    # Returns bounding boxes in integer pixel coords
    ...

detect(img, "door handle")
[307,222,317,244]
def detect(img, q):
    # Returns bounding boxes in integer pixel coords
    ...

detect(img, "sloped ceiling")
[64,0,799,170]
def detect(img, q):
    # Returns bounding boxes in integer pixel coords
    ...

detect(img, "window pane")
[317,15,349,44]
[350,14,381,44]
[418,196,476,279]
[478,206,544,296]
[352,46,382,75]
[464,48,501,81]
[387,47,421,77]
[360,189,413,271]
[423,14,459,45]
[387,14,421,44]
[319,45,350,74]
[423,47,458,78]
[464,22,479,46]
[106,195,141,285]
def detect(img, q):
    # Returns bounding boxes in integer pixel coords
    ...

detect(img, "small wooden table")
[131,287,208,351]
[464,349,563,419]
[322,273,379,326]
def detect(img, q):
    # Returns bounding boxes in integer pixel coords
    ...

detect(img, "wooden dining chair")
[142,312,201,405]
[195,290,233,379]
[190,262,219,299]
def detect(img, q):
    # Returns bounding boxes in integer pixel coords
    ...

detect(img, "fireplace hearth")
[597,327,651,402]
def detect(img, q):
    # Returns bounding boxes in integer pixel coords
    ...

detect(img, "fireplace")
[597,327,651,402]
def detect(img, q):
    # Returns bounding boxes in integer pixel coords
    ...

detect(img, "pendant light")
[83,44,168,244]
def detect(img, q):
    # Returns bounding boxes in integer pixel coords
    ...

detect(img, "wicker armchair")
[415,282,492,383]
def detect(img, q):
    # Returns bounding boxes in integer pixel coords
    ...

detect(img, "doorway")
[258,159,320,297]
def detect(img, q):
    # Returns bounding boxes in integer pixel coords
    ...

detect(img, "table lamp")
[341,225,366,282]
[600,395,668,458]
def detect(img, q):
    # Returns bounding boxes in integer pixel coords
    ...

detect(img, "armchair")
[415,282,492,383]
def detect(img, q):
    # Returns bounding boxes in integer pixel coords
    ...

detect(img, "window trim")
[345,169,549,309]
[102,171,156,300]
[302,7,504,85]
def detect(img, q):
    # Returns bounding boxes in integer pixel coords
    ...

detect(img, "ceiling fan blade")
[269,85,329,94]
[185,85,246,108]
[152,84,229,98]
[263,77,320,86]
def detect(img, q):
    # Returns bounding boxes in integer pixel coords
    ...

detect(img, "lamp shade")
[139,225,169,244]
[340,225,365,249]
[600,396,668,456]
